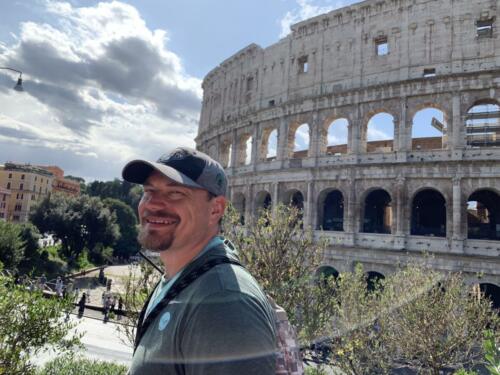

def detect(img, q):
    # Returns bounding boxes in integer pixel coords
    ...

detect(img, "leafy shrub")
[38,356,128,375]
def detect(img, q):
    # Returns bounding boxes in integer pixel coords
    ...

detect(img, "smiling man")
[122,147,276,375]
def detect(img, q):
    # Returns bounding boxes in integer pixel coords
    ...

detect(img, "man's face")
[137,171,225,252]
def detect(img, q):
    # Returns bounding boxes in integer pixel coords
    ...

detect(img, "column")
[277,116,288,162]
[345,178,356,233]
[272,182,279,216]
[251,124,259,171]
[394,176,406,250]
[451,93,464,155]
[309,112,321,163]
[305,181,314,228]
[230,129,238,169]
[452,176,463,239]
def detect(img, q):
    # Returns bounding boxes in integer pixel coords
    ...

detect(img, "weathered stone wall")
[196,0,500,286]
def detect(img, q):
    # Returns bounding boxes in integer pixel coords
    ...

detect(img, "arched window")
[366,113,394,152]
[327,119,348,155]
[232,193,246,225]
[255,191,272,214]
[362,189,392,234]
[220,142,232,168]
[467,189,500,240]
[412,108,447,150]
[366,271,385,292]
[245,137,253,165]
[466,102,500,148]
[321,190,344,231]
[479,283,500,310]
[293,123,310,158]
[411,189,446,237]
[266,129,278,160]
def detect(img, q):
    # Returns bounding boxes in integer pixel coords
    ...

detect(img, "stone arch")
[361,188,392,234]
[219,140,232,168]
[254,190,272,214]
[411,188,447,237]
[479,283,500,310]
[318,188,344,231]
[366,271,385,292]
[467,189,500,240]
[465,99,500,148]
[282,189,305,210]
[259,127,278,161]
[232,192,246,225]
[237,134,253,166]
[288,122,311,159]
[320,116,350,155]
[366,112,395,152]
[411,106,448,150]
[316,265,340,279]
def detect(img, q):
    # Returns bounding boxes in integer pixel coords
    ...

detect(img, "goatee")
[137,228,173,252]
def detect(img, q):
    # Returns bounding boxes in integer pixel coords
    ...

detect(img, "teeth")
[147,218,175,225]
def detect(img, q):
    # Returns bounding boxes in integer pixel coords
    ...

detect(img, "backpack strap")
[134,255,242,351]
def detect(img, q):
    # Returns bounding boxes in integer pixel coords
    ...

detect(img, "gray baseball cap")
[122,147,227,197]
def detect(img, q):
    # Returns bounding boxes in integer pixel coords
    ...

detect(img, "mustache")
[141,210,180,221]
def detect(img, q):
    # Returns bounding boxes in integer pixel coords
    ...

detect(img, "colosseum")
[196,0,500,306]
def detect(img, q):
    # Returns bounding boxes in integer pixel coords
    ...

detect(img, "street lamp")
[0,67,23,91]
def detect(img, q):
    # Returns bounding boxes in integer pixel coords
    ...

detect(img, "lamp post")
[0,67,23,91]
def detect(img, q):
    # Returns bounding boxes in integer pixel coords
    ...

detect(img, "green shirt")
[129,238,277,375]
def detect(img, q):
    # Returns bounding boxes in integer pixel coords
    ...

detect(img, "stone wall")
[196,0,500,286]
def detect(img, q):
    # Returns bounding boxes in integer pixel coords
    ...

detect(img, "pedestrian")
[111,295,117,313]
[38,274,47,291]
[78,293,86,318]
[55,276,64,297]
[117,296,124,320]
[104,295,112,322]
[122,147,276,374]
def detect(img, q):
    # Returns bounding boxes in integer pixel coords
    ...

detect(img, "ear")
[210,196,227,224]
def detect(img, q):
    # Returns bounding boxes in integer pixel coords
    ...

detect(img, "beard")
[137,227,174,252]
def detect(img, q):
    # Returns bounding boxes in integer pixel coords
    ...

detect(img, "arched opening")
[327,118,348,155]
[412,108,447,150]
[320,190,344,231]
[466,101,500,148]
[293,123,310,158]
[366,113,394,152]
[220,142,232,168]
[467,189,500,240]
[316,266,340,280]
[411,189,446,237]
[362,189,392,234]
[366,271,385,292]
[283,189,304,225]
[232,193,246,225]
[266,129,278,160]
[479,283,500,310]
[237,135,252,166]
[255,191,272,215]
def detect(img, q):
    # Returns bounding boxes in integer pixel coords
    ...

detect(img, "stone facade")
[196,0,500,290]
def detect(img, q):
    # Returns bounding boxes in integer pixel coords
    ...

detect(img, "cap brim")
[122,159,205,190]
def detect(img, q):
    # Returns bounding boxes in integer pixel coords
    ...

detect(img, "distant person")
[55,276,64,297]
[38,274,47,291]
[122,147,276,374]
[78,293,86,317]
[117,296,124,320]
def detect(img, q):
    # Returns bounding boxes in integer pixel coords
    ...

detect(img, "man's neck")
[159,233,218,279]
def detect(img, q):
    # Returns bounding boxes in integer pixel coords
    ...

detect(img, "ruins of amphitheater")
[196,0,500,306]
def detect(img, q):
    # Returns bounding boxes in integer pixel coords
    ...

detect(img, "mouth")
[144,216,179,228]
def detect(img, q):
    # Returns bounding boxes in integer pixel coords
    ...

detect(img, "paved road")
[34,314,133,369]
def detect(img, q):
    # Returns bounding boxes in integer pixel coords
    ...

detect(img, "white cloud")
[0,1,201,180]
[279,0,345,38]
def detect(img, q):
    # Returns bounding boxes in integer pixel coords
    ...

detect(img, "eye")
[168,191,185,199]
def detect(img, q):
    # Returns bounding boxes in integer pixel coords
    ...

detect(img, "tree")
[0,275,81,374]
[38,355,127,375]
[222,203,333,343]
[19,223,41,260]
[30,194,120,262]
[329,263,500,375]
[103,198,140,258]
[0,220,25,270]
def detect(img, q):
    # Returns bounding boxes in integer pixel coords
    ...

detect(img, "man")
[122,147,277,374]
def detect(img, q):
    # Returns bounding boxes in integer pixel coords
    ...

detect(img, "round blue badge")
[158,312,171,331]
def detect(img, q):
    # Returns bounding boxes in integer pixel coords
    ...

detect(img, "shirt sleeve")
[180,290,277,375]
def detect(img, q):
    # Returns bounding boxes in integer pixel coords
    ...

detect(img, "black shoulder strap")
[134,255,243,351]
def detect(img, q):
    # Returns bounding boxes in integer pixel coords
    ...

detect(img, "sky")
[0,0,443,182]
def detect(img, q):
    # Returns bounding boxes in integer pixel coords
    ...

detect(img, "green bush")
[38,356,128,375]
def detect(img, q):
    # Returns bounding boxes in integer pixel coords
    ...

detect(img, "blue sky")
[0,0,444,181]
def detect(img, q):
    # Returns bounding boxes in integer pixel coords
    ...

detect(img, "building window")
[375,36,389,56]
[0,213,4,218]
[13,215,19,221]
[246,77,254,92]
[35,176,37,181]
[6,182,10,189]
[268,99,275,107]
[31,194,35,201]
[16,193,19,199]
[8,173,12,179]
[477,19,494,38]
[20,183,23,190]
[14,204,22,211]
[20,194,23,200]
[298,56,309,73]
[21,174,25,180]
[423,68,436,77]
[2,195,5,201]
